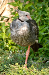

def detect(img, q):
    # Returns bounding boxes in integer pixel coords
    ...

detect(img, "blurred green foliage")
[0,0,49,74]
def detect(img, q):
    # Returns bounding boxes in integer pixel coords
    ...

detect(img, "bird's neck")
[18,18,24,22]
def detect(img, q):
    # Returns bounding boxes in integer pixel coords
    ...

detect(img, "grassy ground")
[0,46,49,75]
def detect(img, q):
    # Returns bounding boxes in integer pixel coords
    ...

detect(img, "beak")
[27,15,32,19]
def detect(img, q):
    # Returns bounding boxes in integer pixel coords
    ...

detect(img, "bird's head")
[16,10,32,21]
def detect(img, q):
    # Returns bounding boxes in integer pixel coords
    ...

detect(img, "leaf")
[8,2,18,7]
[31,5,36,10]
[15,13,19,17]
[14,0,18,2]
[2,22,6,33]
[10,8,13,11]
[36,17,40,23]
[19,3,23,9]
[11,12,16,15]
[41,27,48,32]
[1,33,5,40]
[37,3,42,7]
[24,0,27,2]
[39,36,42,43]
[24,3,32,9]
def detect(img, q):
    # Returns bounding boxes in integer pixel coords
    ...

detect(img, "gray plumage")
[10,10,39,47]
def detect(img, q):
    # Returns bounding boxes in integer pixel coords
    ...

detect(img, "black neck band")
[18,18,24,22]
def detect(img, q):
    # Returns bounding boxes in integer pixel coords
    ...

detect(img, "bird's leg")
[24,45,30,68]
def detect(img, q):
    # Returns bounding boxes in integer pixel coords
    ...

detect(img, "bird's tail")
[31,42,42,52]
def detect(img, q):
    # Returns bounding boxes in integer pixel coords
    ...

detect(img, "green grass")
[0,48,49,75]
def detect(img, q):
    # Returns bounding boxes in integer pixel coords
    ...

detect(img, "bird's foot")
[23,64,28,69]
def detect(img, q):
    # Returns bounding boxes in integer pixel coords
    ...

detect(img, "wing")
[26,19,39,40]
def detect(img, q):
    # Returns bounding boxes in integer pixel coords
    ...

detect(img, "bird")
[10,10,42,68]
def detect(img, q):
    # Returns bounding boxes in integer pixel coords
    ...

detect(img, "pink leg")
[25,45,30,67]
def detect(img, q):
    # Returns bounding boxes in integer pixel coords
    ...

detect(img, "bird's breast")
[17,21,30,36]
[10,19,36,46]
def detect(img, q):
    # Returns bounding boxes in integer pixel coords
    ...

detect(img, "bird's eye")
[26,15,27,16]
